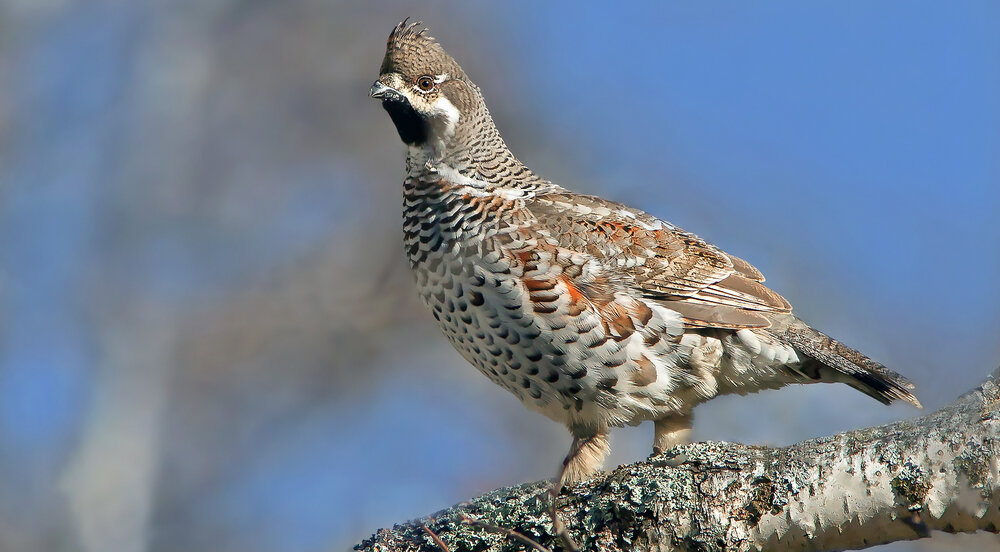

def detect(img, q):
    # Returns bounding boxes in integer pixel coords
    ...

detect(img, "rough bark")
[356,369,1000,551]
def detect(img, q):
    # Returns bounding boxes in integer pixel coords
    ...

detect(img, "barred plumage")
[373,21,920,482]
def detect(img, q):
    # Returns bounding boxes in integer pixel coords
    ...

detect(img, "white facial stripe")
[431,96,460,133]
[404,96,460,166]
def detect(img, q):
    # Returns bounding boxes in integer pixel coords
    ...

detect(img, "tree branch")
[356,369,1000,551]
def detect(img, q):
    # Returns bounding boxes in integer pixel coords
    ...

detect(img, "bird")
[369,20,921,483]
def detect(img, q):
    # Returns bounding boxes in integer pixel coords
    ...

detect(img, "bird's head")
[370,20,483,156]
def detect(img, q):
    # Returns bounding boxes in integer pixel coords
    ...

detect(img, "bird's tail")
[771,317,922,409]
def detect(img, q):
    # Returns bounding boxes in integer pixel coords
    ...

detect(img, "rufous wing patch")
[560,275,586,303]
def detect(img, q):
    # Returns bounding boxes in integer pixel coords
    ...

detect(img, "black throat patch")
[382,98,428,146]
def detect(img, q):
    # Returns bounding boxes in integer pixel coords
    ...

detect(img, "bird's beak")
[370,80,404,102]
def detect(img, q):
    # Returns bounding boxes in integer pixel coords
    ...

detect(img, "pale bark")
[356,368,1000,551]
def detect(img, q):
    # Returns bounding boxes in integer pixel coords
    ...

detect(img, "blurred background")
[1,1,998,551]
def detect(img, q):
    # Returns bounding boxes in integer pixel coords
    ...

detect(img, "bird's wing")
[525,193,791,329]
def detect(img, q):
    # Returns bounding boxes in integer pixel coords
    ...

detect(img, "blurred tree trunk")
[356,369,1000,551]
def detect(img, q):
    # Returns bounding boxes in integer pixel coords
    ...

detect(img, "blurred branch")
[64,305,176,552]
[356,368,1000,551]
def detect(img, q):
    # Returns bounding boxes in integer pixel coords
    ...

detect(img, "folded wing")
[526,193,790,329]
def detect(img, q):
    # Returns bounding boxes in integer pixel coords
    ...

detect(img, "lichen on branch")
[357,370,1000,552]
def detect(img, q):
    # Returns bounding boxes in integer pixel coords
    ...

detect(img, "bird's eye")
[416,75,435,91]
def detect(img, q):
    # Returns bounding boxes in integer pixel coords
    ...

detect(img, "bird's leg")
[653,412,693,454]
[559,430,610,485]
[551,434,599,552]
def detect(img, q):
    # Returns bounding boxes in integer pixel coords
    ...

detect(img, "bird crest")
[380,19,464,81]
[386,18,433,47]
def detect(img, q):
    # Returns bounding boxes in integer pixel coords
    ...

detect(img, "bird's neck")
[406,103,553,192]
